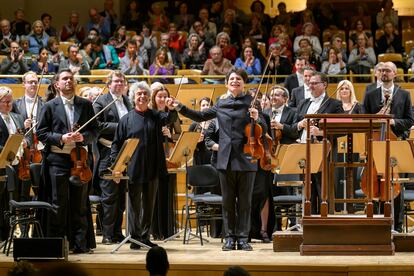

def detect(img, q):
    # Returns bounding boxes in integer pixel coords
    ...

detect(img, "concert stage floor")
[1,236,414,276]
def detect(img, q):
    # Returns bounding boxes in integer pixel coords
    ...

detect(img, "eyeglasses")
[308,81,323,86]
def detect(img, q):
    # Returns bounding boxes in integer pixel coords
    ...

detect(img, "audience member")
[220,9,242,48]
[0,41,28,83]
[79,38,94,67]
[146,246,169,276]
[122,0,146,32]
[152,33,181,66]
[100,0,119,34]
[182,33,207,70]
[209,0,223,26]
[30,47,57,80]
[377,21,403,56]
[189,21,215,52]
[47,37,65,68]
[348,33,376,82]
[223,266,250,276]
[321,47,347,82]
[293,22,322,56]
[11,9,31,36]
[86,8,111,41]
[60,11,86,43]
[294,9,320,37]
[216,32,237,64]
[59,44,91,76]
[18,36,33,67]
[41,13,57,37]
[0,19,19,55]
[247,13,267,44]
[350,3,371,30]
[149,48,175,84]
[196,8,217,38]
[250,0,272,33]
[91,37,120,69]
[108,25,128,55]
[173,2,194,32]
[120,39,144,77]
[234,46,261,83]
[167,23,186,54]
[321,34,347,62]
[27,20,49,55]
[141,23,158,59]
[132,35,149,67]
[377,0,398,29]
[201,45,233,84]
[266,42,292,83]
[148,2,169,32]
[348,19,373,53]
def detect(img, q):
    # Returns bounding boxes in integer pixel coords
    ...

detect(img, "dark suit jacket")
[179,93,267,171]
[362,86,414,138]
[284,73,299,94]
[264,106,298,144]
[93,93,132,142]
[12,96,45,120]
[0,112,26,150]
[363,82,378,99]
[36,96,98,156]
[293,95,344,138]
[289,85,305,109]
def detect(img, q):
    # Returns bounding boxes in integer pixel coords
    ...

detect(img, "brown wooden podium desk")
[300,114,395,255]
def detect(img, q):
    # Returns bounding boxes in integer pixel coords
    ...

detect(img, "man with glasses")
[93,71,132,245]
[321,34,347,62]
[293,71,343,213]
[0,86,28,242]
[362,61,414,232]
[59,45,90,76]
[0,19,19,55]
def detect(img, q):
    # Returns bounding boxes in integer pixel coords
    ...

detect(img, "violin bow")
[29,67,46,120]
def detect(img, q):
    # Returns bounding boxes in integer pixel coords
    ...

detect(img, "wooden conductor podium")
[300,114,395,255]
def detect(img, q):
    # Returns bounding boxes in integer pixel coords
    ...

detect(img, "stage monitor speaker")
[13,238,68,261]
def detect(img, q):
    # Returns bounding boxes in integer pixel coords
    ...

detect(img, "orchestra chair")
[176,69,202,84]
[3,165,57,256]
[58,41,73,58]
[377,53,403,64]
[273,174,302,230]
[375,29,385,41]
[186,164,222,245]
[90,69,112,83]
[404,187,414,233]
[257,42,266,58]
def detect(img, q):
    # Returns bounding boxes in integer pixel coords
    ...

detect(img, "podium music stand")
[100,138,147,253]
[0,134,24,169]
[372,140,414,232]
[162,131,201,244]
[275,143,325,231]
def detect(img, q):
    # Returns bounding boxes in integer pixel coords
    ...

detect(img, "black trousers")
[97,146,126,239]
[128,179,158,240]
[219,169,255,243]
[47,153,89,251]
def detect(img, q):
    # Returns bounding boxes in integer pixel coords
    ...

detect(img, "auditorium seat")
[257,42,266,58]
[90,69,112,83]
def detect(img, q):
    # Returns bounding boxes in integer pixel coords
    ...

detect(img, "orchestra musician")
[149,84,181,240]
[93,70,132,245]
[36,69,98,253]
[0,86,29,242]
[167,68,267,251]
[336,80,362,114]
[293,71,343,213]
[110,81,178,250]
[362,61,414,232]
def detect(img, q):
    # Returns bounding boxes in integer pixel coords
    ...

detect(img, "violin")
[29,133,42,163]
[260,133,277,171]
[16,129,30,181]
[69,124,92,185]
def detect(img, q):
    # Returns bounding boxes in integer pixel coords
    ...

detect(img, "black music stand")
[99,138,147,253]
[274,143,325,231]
[162,131,202,244]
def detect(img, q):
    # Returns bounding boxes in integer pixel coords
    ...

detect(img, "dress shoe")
[222,239,236,251]
[140,239,157,248]
[113,235,126,243]
[102,237,113,245]
[72,247,93,254]
[260,231,271,243]
[237,241,253,251]
[130,242,141,250]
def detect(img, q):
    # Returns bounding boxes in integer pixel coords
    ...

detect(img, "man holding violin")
[93,71,131,245]
[167,68,267,251]
[362,61,414,232]
[37,69,98,253]
[0,86,29,242]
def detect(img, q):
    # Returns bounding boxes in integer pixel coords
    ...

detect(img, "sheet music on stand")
[0,134,24,169]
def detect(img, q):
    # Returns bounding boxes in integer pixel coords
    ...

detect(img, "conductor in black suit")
[167,68,267,251]
[110,81,178,250]
[293,72,343,213]
[37,69,98,253]
[93,71,132,245]
[362,61,414,232]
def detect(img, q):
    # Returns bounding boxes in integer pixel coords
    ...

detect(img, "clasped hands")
[62,132,84,144]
